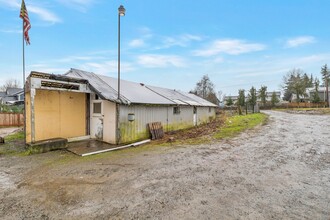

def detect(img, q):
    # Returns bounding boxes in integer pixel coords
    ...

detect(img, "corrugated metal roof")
[180,92,218,107]
[64,68,216,107]
[65,69,174,105]
[146,85,216,107]
[97,74,174,105]
[65,69,123,103]
[6,88,23,95]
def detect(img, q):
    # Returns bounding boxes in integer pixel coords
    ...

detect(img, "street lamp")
[117,5,125,145]
[118,5,125,101]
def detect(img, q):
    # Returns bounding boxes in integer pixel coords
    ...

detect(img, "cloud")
[28,5,61,23]
[0,0,20,8]
[56,55,105,63]
[193,39,266,56]
[0,0,61,23]
[285,36,316,48]
[57,0,95,12]
[81,61,135,75]
[137,27,153,37]
[129,39,145,48]
[156,34,203,49]
[27,64,68,74]
[137,54,186,68]
[0,29,21,34]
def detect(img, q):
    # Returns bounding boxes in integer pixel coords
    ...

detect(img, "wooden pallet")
[148,122,164,140]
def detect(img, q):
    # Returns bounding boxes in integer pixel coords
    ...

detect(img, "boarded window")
[173,106,180,114]
[93,102,102,114]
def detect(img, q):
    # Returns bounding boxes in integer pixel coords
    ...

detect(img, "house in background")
[224,95,238,106]
[25,69,217,145]
[265,91,281,102]
[306,87,330,105]
[256,91,281,104]
[0,88,24,106]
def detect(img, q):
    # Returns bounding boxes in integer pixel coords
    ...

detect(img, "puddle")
[0,171,16,190]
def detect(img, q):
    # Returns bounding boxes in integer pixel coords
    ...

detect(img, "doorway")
[193,106,197,126]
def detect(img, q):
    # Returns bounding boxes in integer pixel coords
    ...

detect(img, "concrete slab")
[67,140,117,156]
[67,139,151,156]
[27,138,68,153]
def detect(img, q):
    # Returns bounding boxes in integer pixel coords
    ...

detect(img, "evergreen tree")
[271,91,280,107]
[258,86,267,107]
[237,89,245,107]
[311,78,321,103]
[321,64,330,106]
[225,97,233,107]
[282,68,309,102]
[248,86,257,113]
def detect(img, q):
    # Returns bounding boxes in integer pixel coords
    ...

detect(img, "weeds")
[4,131,24,142]
[214,113,268,139]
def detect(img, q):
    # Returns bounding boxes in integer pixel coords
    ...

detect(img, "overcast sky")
[1,0,330,96]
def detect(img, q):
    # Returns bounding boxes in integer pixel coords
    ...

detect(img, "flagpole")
[22,19,26,146]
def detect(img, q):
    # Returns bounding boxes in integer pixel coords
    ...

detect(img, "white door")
[193,107,197,126]
[91,101,103,140]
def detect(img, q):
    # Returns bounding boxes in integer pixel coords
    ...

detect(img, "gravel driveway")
[0,110,329,219]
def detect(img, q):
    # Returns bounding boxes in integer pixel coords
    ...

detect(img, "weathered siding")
[102,100,116,144]
[119,105,168,143]
[118,105,216,143]
[25,91,31,143]
[196,106,216,124]
[27,89,86,143]
[167,106,194,130]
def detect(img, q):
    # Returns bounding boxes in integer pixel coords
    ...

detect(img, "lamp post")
[116,5,125,145]
[118,5,125,101]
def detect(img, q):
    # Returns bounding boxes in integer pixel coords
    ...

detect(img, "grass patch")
[0,131,25,156]
[214,113,268,139]
[4,131,24,142]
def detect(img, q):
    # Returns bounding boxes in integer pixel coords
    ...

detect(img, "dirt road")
[0,111,329,219]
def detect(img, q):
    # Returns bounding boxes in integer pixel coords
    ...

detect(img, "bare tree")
[192,75,218,104]
[0,79,21,91]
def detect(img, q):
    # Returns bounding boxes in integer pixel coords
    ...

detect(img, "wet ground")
[0,110,329,219]
[0,127,21,137]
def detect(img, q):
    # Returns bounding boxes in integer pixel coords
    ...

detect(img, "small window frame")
[92,101,102,115]
[173,106,181,115]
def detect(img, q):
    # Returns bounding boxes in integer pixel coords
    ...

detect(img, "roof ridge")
[91,72,131,104]
[144,85,176,105]
[176,90,204,106]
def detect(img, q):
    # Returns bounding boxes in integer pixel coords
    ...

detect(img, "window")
[93,102,102,114]
[209,107,212,112]
[95,94,99,100]
[173,106,180,114]
[18,94,24,101]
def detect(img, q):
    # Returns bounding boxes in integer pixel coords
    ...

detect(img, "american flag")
[19,0,31,45]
